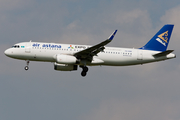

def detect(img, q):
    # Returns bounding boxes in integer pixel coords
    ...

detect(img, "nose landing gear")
[24,60,29,70]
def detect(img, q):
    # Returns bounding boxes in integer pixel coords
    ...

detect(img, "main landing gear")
[80,66,89,77]
[24,60,29,71]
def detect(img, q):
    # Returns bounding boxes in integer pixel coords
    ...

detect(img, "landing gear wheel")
[24,66,29,70]
[83,66,88,72]
[25,60,30,71]
[81,71,87,77]
[80,65,88,77]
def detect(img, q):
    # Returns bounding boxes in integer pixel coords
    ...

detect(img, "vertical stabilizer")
[140,24,174,51]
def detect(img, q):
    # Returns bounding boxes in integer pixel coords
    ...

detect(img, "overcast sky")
[1,0,180,120]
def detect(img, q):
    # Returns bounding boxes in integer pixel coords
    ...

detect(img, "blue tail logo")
[140,24,174,51]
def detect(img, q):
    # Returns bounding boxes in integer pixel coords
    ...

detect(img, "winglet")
[108,30,118,40]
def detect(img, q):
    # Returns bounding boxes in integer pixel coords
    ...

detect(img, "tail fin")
[140,24,174,51]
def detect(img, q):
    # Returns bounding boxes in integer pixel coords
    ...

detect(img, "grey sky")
[1,0,180,120]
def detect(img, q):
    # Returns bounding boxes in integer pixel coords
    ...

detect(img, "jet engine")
[55,54,77,64]
[54,63,78,71]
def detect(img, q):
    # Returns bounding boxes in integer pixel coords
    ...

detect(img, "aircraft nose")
[4,49,12,56]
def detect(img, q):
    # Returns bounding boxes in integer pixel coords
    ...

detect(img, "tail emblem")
[156,31,169,46]
[158,31,168,43]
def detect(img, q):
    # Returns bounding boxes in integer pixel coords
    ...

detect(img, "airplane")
[4,24,176,77]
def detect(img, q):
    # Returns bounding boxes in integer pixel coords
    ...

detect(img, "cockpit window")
[12,45,20,48]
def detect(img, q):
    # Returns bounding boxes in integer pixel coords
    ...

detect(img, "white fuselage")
[4,42,176,66]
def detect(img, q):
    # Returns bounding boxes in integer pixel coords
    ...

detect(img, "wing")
[74,30,117,61]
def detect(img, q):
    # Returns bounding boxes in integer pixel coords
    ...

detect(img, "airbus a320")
[4,25,176,77]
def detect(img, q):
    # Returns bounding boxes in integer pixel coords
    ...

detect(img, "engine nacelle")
[54,63,78,71]
[55,54,77,64]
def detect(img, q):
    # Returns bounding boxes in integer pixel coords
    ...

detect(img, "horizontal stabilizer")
[153,50,174,57]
